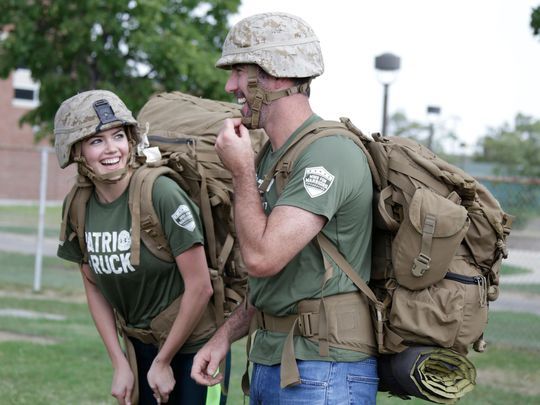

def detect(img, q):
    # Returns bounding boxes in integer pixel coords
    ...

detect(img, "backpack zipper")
[445,271,488,307]
[148,135,195,146]
[444,272,484,285]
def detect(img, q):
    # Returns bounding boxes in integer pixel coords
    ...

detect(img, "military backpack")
[60,91,267,327]
[257,117,513,400]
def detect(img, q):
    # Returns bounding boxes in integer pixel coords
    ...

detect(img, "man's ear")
[272,77,295,91]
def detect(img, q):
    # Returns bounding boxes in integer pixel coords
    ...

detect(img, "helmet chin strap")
[243,65,311,129]
[75,158,131,184]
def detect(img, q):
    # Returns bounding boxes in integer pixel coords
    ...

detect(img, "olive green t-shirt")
[58,176,205,341]
[250,115,373,365]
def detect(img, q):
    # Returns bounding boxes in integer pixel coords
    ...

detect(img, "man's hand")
[191,335,230,386]
[215,118,254,175]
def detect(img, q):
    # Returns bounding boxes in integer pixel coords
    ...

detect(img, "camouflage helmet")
[216,12,324,78]
[54,90,138,168]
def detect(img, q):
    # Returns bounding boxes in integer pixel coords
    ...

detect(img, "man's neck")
[265,95,314,151]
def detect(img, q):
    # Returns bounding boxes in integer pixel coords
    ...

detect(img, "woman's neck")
[93,172,131,204]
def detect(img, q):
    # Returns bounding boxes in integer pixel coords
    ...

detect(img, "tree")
[387,110,426,141]
[387,110,459,158]
[531,5,540,36]
[476,113,540,177]
[0,0,240,141]
[476,114,540,227]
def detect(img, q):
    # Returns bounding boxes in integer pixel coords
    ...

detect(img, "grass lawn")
[0,204,63,238]
[1,203,539,403]
[1,252,540,404]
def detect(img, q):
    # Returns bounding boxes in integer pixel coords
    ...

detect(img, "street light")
[426,105,441,150]
[374,53,401,135]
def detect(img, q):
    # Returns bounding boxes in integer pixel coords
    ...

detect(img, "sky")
[229,0,540,154]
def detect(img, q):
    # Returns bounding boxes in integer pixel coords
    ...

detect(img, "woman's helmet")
[54,90,139,169]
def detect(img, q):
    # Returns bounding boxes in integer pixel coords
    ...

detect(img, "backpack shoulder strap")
[258,118,381,195]
[128,165,188,265]
[60,176,94,262]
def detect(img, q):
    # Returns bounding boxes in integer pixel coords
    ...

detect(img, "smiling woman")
[80,127,131,190]
[53,90,224,405]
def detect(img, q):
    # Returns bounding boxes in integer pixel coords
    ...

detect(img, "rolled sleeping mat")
[377,346,476,404]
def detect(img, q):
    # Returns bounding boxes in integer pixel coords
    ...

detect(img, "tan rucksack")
[60,91,267,327]
[258,117,513,357]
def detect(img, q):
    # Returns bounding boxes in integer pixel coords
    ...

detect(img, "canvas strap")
[60,175,94,262]
[128,166,178,265]
[412,214,437,277]
[254,290,378,388]
[243,65,312,129]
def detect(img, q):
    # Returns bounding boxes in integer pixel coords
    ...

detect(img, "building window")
[12,68,40,109]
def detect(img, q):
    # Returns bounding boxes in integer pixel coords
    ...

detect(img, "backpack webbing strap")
[253,291,379,388]
[274,120,380,195]
[207,181,231,207]
[377,186,401,232]
[61,175,93,262]
[224,288,244,304]
[412,214,437,277]
[388,159,450,197]
[317,234,406,354]
[198,161,218,269]
[241,313,258,396]
[209,268,225,326]
[129,166,177,265]
[257,119,350,194]
[217,234,234,273]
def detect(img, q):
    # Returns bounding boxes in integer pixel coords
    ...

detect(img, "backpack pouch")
[392,188,470,290]
[388,257,488,354]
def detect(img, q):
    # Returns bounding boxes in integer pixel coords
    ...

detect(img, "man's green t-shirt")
[250,115,373,364]
[58,176,205,351]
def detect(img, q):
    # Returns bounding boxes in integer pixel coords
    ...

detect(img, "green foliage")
[476,113,540,177]
[531,5,540,36]
[474,114,540,226]
[0,0,240,142]
[387,110,427,141]
[387,110,459,159]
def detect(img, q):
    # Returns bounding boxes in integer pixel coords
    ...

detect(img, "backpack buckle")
[412,253,431,277]
[298,313,314,337]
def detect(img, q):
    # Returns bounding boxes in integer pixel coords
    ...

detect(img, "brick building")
[0,70,76,202]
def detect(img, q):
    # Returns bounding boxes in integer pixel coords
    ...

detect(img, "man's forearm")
[232,168,268,271]
[219,300,256,344]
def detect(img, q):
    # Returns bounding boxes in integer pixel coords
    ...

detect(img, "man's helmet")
[54,90,138,168]
[216,12,324,78]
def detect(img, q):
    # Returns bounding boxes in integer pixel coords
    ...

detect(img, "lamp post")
[374,53,401,135]
[426,105,441,150]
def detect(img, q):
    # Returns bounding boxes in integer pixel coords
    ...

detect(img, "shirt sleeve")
[151,176,205,257]
[276,135,372,220]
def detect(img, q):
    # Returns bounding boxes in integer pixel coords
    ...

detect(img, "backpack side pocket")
[392,188,470,290]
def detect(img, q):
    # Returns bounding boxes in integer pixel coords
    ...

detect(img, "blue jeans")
[249,357,378,405]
